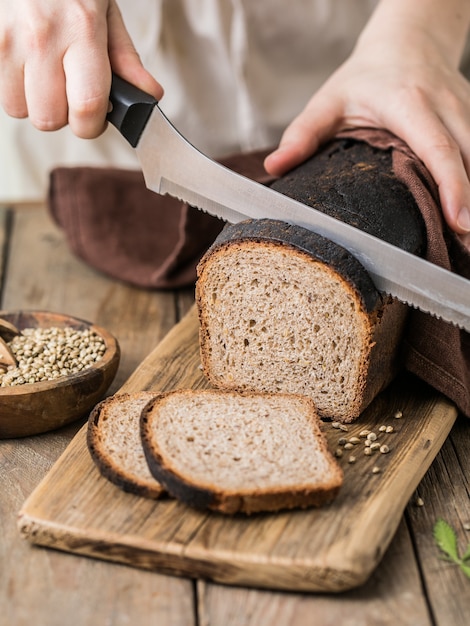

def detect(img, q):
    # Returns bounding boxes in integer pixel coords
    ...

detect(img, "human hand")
[0,0,163,138]
[264,2,470,250]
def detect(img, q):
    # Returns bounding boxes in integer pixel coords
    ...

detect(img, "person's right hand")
[0,0,163,138]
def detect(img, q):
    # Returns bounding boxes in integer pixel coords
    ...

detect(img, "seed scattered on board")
[329,409,402,474]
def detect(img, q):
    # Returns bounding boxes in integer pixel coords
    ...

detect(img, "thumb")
[264,93,344,176]
[107,0,164,101]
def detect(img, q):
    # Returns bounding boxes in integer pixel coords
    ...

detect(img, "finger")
[383,101,470,237]
[63,41,112,138]
[0,64,28,119]
[7,6,70,130]
[23,58,68,130]
[107,0,164,101]
[0,20,28,117]
[264,90,345,176]
[434,101,470,235]
[63,1,118,139]
[409,136,470,236]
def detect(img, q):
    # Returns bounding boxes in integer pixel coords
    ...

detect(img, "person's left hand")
[264,24,470,251]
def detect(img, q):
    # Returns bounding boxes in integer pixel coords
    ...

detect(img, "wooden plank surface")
[2,205,469,625]
[197,518,432,626]
[406,415,470,626]
[18,300,458,592]
[0,206,197,626]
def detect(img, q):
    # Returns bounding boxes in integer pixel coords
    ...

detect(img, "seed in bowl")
[0,326,107,386]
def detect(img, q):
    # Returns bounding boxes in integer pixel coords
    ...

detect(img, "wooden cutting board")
[18,305,457,592]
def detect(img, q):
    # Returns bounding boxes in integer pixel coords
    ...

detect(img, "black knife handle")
[107,73,157,147]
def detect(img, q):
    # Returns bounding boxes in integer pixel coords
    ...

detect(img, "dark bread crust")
[87,392,165,499]
[140,389,343,515]
[270,137,426,254]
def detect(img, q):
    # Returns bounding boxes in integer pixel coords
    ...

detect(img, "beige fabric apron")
[1,0,469,203]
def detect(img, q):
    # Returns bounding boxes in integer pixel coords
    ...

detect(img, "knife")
[107,74,470,332]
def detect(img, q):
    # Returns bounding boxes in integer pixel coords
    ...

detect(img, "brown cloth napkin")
[48,151,274,289]
[48,131,470,417]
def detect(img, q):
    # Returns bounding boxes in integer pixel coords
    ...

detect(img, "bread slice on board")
[196,138,426,423]
[87,391,164,499]
[140,388,343,515]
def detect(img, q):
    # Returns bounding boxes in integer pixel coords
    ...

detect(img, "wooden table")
[1,204,469,626]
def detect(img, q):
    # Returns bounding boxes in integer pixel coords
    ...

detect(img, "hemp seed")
[331,421,349,431]
[348,436,361,445]
[0,326,106,387]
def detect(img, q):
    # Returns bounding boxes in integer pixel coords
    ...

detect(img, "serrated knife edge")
[134,106,470,331]
[106,76,470,332]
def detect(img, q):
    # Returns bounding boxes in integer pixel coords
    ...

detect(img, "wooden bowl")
[0,311,120,438]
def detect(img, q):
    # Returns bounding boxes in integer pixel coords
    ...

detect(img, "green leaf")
[434,519,460,562]
[459,561,470,579]
[462,544,470,562]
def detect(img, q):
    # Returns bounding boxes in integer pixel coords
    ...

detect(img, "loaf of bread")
[87,391,164,498]
[196,138,426,422]
[140,388,343,514]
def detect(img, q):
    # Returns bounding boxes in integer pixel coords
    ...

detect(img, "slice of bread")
[196,137,426,423]
[140,388,343,515]
[87,391,164,499]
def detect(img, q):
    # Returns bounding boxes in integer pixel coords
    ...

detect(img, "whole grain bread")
[270,137,425,252]
[140,388,343,515]
[196,138,426,422]
[87,391,164,499]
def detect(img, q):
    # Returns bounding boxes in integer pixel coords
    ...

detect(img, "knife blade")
[108,74,470,332]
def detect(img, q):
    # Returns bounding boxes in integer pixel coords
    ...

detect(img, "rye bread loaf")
[196,138,426,422]
[87,391,164,498]
[140,388,343,515]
